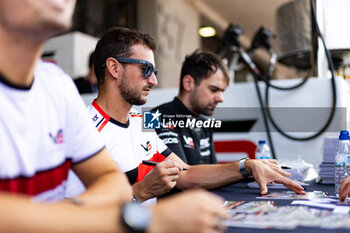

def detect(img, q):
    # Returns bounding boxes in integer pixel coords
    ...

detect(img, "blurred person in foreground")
[0,0,228,232]
[67,27,305,205]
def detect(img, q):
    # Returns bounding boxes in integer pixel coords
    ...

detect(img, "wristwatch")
[121,203,151,233]
[238,157,250,179]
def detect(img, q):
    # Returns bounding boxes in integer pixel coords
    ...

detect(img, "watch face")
[123,203,151,230]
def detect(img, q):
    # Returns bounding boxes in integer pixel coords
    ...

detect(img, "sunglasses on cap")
[102,57,157,78]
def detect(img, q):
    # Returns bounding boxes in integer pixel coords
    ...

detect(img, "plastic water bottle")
[335,130,350,196]
[255,140,271,159]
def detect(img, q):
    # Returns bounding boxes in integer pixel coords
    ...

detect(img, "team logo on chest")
[183,135,194,148]
[49,129,64,144]
[141,141,152,152]
[92,114,99,122]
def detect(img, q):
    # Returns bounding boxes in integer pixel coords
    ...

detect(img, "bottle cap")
[258,140,266,144]
[339,130,349,140]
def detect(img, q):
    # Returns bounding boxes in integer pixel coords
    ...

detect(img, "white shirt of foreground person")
[0,60,104,203]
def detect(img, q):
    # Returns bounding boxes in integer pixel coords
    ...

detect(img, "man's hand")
[149,189,228,233]
[259,159,290,176]
[133,159,183,201]
[245,159,305,195]
[339,176,350,201]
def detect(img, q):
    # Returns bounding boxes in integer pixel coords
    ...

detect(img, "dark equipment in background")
[248,27,275,53]
[216,0,337,160]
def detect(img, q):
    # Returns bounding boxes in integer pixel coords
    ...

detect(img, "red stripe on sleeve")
[0,159,72,196]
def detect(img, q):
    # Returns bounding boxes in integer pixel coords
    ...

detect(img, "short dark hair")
[179,50,229,93]
[94,27,156,85]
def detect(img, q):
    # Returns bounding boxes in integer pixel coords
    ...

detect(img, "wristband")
[238,158,250,179]
[121,203,151,233]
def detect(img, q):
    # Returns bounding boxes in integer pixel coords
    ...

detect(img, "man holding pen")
[67,27,305,204]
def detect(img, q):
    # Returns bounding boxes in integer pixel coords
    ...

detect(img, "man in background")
[74,52,98,94]
[153,50,228,165]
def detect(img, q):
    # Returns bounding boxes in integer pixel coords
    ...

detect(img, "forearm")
[0,193,126,233]
[176,162,244,190]
[78,169,132,207]
[73,148,133,207]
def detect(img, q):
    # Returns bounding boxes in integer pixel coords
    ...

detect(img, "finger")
[339,183,350,201]
[339,190,349,201]
[206,202,228,218]
[212,217,227,233]
[259,161,291,178]
[164,166,181,176]
[200,214,226,233]
[270,164,280,169]
[274,176,305,194]
[339,183,345,198]
[268,164,282,171]
[198,192,228,219]
[215,221,227,233]
[173,161,187,171]
[180,190,228,225]
[273,167,291,177]
[167,174,179,182]
[162,157,186,170]
[255,177,268,195]
[158,161,183,173]
[339,189,350,202]
[167,180,177,189]
[158,160,176,168]
[266,163,291,177]
[339,177,350,196]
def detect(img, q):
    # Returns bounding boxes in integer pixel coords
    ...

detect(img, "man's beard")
[119,73,147,106]
[190,92,215,116]
[191,104,214,116]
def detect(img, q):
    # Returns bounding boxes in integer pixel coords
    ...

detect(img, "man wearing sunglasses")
[102,57,157,78]
[68,27,305,206]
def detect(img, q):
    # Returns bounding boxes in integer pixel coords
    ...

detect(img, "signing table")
[212,181,349,233]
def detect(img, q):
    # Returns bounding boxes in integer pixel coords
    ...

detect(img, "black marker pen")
[142,160,187,170]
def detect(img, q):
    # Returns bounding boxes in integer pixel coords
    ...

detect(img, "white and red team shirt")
[0,60,104,202]
[89,100,172,184]
[65,100,172,203]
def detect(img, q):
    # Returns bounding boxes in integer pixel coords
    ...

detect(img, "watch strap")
[239,158,250,179]
[121,203,150,233]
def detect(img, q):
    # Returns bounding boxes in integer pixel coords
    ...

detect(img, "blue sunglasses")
[103,57,157,78]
